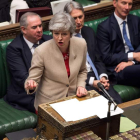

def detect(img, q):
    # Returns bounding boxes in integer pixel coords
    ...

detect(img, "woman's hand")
[76,86,88,97]
[25,80,37,91]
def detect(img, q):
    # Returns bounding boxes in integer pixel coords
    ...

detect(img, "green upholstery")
[130,9,140,16]
[0,39,13,98]
[0,99,37,139]
[0,40,37,138]
[75,0,95,7]
[114,85,140,102]
[43,31,52,36]
[84,17,108,33]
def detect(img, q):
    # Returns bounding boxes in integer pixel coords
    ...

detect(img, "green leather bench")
[0,40,37,139]
[75,0,96,6]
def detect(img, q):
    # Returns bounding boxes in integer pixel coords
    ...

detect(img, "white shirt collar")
[73,29,82,36]
[23,36,39,50]
[114,12,127,25]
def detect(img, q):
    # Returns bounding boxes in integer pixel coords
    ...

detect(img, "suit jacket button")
[66,84,69,87]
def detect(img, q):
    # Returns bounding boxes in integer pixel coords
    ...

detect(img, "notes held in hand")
[50,96,124,122]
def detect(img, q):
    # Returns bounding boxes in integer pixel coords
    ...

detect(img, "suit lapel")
[69,38,76,80]
[127,15,134,45]
[21,35,32,67]
[111,14,123,42]
[81,27,89,52]
[81,27,92,58]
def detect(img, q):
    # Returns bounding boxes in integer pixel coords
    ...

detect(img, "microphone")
[97,82,117,110]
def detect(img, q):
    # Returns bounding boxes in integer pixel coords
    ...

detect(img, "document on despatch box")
[50,96,124,121]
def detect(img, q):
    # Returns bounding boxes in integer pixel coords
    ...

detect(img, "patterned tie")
[74,33,100,80]
[33,44,38,48]
[122,21,134,51]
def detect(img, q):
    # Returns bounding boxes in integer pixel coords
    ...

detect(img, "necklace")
[63,53,69,60]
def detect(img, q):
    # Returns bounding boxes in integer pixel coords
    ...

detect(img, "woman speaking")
[25,12,87,111]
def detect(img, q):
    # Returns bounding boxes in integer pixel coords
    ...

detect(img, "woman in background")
[25,12,87,111]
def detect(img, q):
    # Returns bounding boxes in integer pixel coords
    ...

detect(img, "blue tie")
[122,21,134,51]
[74,33,100,80]
[87,53,100,80]
[75,33,82,38]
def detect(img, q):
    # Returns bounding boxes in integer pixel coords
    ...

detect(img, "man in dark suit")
[97,0,140,87]
[64,1,122,104]
[4,12,52,113]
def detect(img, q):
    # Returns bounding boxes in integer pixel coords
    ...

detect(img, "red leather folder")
[16,7,52,23]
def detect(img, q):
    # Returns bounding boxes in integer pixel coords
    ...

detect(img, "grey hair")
[49,12,76,34]
[64,1,84,15]
[20,12,42,27]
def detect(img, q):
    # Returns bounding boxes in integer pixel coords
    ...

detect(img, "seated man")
[97,0,140,87]
[64,1,122,104]
[4,12,52,113]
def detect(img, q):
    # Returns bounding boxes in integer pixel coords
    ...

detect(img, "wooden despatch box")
[37,91,121,140]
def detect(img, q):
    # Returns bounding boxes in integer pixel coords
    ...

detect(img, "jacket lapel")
[20,35,32,68]
[111,14,123,42]
[81,27,93,61]
[127,15,134,45]
[68,38,76,80]
[81,27,89,51]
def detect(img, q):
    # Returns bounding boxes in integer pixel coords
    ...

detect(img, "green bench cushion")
[0,99,37,138]
[114,85,140,102]
[0,40,37,138]
[0,39,13,98]
[84,17,108,33]
[75,0,95,7]
[130,8,140,16]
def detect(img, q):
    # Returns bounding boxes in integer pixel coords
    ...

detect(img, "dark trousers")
[116,65,140,87]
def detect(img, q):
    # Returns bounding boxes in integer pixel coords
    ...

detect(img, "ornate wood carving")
[0,0,140,41]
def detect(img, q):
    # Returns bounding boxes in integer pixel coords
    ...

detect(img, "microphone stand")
[106,99,111,140]
[97,82,117,140]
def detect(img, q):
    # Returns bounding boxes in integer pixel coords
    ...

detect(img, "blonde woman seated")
[25,12,87,111]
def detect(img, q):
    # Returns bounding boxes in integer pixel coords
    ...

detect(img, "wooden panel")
[118,98,140,109]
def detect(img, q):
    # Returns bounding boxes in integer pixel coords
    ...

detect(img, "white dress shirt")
[73,31,108,86]
[114,12,133,61]
[23,36,39,54]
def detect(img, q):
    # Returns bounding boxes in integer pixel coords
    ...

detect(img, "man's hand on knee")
[115,61,134,73]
